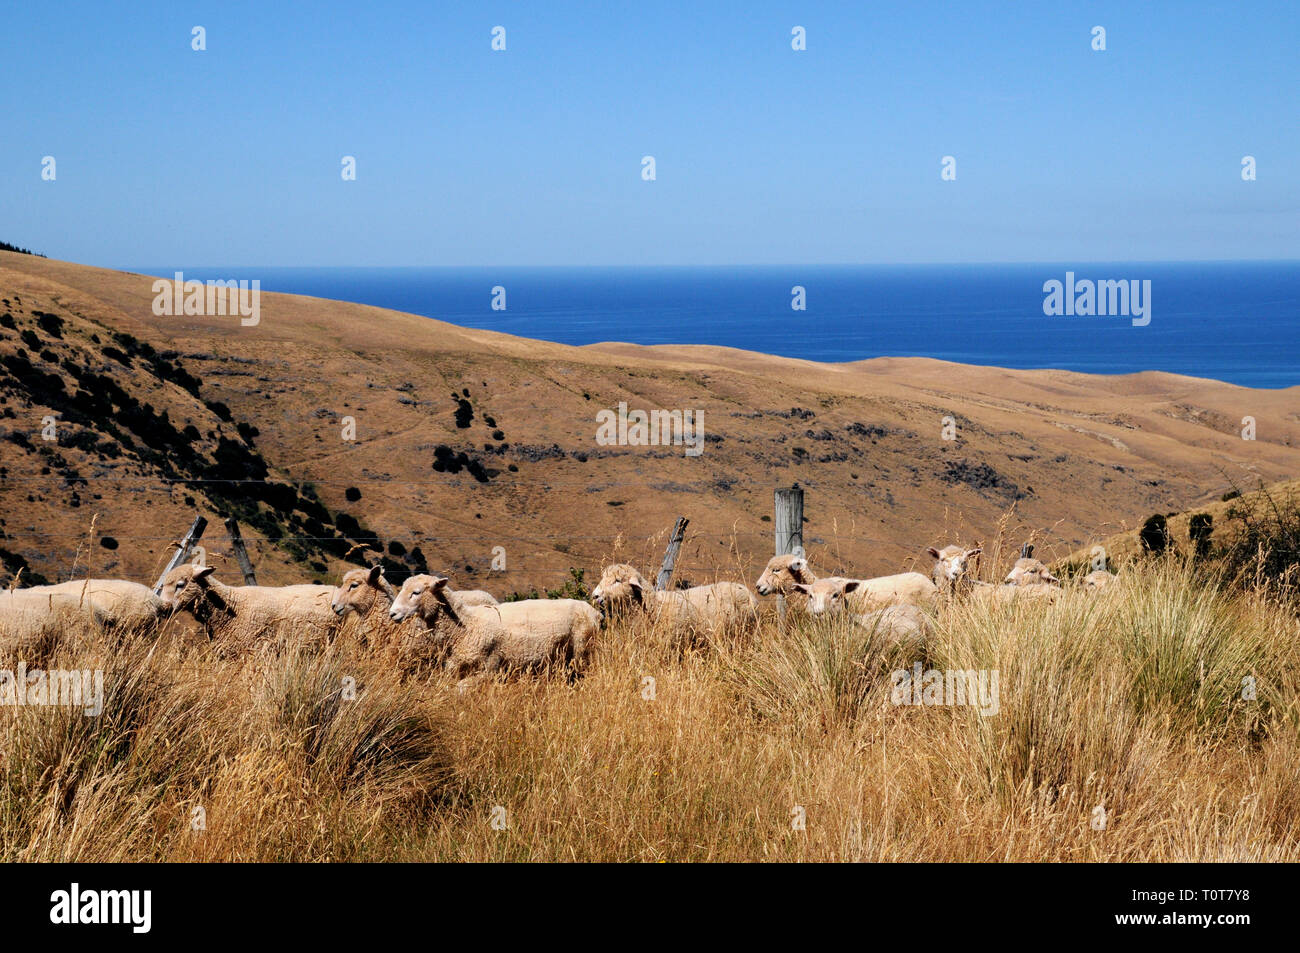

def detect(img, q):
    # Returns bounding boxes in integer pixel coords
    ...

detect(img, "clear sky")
[4,1,1297,266]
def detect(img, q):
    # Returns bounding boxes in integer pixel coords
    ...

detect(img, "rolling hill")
[2,250,1298,594]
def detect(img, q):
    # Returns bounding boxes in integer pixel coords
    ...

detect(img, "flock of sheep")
[0,542,1117,692]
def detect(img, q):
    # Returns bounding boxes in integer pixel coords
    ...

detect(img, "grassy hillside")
[3,250,1299,595]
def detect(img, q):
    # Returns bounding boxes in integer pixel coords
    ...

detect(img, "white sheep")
[0,588,94,658]
[158,564,338,645]
[754,553,817,598]
[33,578,168,629]
[388,574,599,690]
[790,577,931,650]
[1004,557,1061,587]
[927,545,982,593]
[754,553,938,613]
[1082,568,1117,592]
[590,563,757,642]
[329,565,498,650]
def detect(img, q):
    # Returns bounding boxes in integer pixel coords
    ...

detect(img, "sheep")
[332,566,497,621]
[927,545,982,594]
[981,582,1059,604]
[1004,557,1061,587]
[33,578,169,629]
[388,574,599,690]
[158,564,338,646]
[789,577,861,616]
[789,578,930,651]
[1082,568,1117,592]
[0,589,93,660]
[754,553,938,613]
[755,553,816,598]
[591,563,757,643]
[331,565,498,649]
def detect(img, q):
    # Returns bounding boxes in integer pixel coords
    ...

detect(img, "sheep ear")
[927,547,942,559]
[1043,570,1060,585]
[431,577,449,592]
[194,566,216,582]
[367,564,383,585]
[792,583,810,594]
[967,548,982,558]
[843,580,861,593]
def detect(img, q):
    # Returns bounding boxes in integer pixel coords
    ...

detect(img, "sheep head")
[332,565,388,617]
[1004,557,1060,587]
[928,545,982,583]
[389,574,450,623]
[755,553,815,596]
[591,564,652,609]
[1082,569,1115,592]
[158,564,219,611]
[791,577,861,616]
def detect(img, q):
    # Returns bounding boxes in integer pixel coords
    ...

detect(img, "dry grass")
[2,558,1298,862]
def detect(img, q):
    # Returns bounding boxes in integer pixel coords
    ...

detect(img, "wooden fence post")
[774,485,804,620]
[153,515,208,594]
[656,517,689,591]
[224,517,258,585]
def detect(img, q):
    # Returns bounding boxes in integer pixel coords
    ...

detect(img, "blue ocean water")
[134,263,1300,389]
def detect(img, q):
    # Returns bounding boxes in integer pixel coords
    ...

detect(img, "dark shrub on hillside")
[1189,513,1213,560]
[1219,484,1300,592]
[1139,514,1170,554]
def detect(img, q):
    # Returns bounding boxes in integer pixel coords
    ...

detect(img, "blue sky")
[4,1,1297,266]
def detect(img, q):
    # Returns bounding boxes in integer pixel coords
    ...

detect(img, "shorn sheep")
[590,563,758,643]
[158,564,338,646]
[388,574,599,690]
[754,553,938,612]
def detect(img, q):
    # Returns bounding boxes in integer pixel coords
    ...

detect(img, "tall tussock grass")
[1,557,1297,861]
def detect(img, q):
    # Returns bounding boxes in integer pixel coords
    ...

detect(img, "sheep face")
[332,565,386,617]
[791,578,861,616]
[590,564,652,609]
[1004,558,1060,587]
[389,574,448,623]
[928,545,981,583]
[158,564,217,610]
[1083,569,1116,592]
[755,554,813,596]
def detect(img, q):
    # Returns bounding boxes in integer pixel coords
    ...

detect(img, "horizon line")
[115,257,1300,272]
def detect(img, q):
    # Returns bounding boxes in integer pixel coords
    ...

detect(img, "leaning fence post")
[774,485,805,620]
[656,517,689,591]
[153,515,208,594]
[224,517,258,585]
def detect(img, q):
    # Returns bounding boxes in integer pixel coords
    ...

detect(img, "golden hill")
[2,250,1298,593]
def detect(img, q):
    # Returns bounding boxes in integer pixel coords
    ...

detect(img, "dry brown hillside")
[2,250,1298,593]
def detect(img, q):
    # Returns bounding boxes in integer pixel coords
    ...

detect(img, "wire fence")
[2,470,1267,586]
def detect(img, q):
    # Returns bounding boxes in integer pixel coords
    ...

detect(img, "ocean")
[133,262,1300,389]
